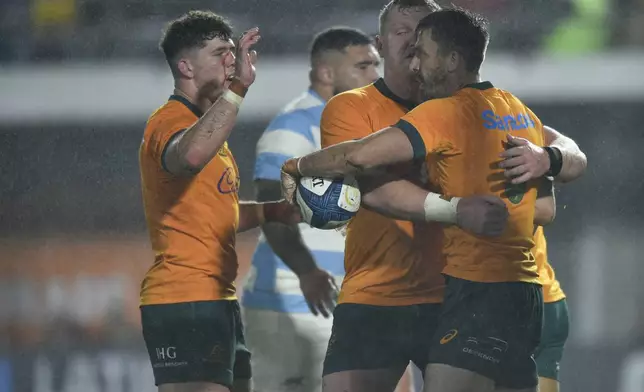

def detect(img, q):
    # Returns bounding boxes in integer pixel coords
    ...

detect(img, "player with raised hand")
[138,11,299,392]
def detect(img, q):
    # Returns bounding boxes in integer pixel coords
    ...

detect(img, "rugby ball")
[296,176,361,230]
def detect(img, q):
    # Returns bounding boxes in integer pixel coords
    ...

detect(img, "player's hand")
[263,200,302,225]
[234,27,260,88]
[498,134,550,184]
[280,158,300,205]
[298,268,339,318]
[456,195,509,237]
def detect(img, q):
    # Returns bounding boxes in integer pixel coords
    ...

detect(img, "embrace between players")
[138,2,587,392]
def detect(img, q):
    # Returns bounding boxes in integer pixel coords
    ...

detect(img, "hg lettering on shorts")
[153,346,188,368]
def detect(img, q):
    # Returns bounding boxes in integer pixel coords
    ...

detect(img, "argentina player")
[241,27,379,392]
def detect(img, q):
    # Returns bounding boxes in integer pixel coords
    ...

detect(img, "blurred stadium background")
[1,0,643,391]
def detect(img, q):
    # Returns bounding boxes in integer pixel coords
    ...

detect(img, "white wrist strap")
[423,192,461,224]
[296,157,303,176]
[222,89,244,108]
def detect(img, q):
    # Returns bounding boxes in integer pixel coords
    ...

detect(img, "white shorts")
[243,308,333,392]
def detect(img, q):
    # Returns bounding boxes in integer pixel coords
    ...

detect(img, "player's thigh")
[141,300,242,389]
[537,377,559,392]
[535,299,570,384]
[409,303,443,373]
[423,363,495,392]
[323,303,421,390]
[323,303,418,376]
[324,363,417,392]
[427,277,543,390]
[493,387,537,392]
[158,382,231,392]
[244,308,332,392]
[323,368,406,392]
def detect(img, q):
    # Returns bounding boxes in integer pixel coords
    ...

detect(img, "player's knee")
[424,364,495,392]
[536,376,560,392]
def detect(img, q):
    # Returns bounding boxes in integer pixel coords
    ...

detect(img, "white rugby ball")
[295,176,361,230]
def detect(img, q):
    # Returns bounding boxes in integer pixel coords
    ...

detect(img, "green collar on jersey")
[169,94,204,118]
[463,81,494,90]
[373,78,417,111]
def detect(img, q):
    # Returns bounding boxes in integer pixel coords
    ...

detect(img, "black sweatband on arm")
[544,146,563,177]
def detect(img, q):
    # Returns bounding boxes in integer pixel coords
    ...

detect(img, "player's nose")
[409,56,420,72]
[223,51,235,66]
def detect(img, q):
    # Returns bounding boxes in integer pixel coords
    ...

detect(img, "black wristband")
[544,146,563,177]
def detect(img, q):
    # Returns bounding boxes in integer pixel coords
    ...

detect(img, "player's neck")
[173,84,211,114]
[382,68,414,101]
[456,73,482,91]
[310,83,333,102]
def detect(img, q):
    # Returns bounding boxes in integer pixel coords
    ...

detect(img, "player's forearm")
[534,177,556,226]
[261,223,318,276]
[177,84,247,171]
[296,141,364,178]
[237,200,297,233]
[545,126,587,183]
[534,196,556,226]
[361,178,429,222]
[237,202,264,233]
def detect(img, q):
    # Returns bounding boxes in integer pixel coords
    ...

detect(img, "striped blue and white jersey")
[242,89,345,313]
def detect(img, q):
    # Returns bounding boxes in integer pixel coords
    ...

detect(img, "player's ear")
[177,58,194,79]
[316,65,334,86]
[446,51,459,73]
[375,35,385,57]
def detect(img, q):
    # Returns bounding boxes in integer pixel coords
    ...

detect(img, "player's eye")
[396,30,409,36]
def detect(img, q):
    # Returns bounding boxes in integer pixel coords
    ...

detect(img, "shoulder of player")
[323,84,380,119]
[142,100,196,148]
[145,100,193,129]
[265,105,317,136]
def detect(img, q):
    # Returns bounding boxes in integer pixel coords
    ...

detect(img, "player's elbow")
[182,146,209,172]
[361,188,391,211]
[534,197,556,226]
[346,143,375,173]
[558,150,588,184]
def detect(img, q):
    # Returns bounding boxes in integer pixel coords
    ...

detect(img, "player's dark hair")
[379,0,441,33]
[309,27,373,65]
[160,10,233,75]
[416,7,489,73]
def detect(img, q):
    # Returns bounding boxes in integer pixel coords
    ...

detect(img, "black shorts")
[428,276,543,389]
[323,303,442,376]
[535,298,569,381]
[140,300,251,387]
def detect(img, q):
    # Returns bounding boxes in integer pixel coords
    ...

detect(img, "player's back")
[402,82,544,284]
[445,83,543,283]
[321,80,445,306]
